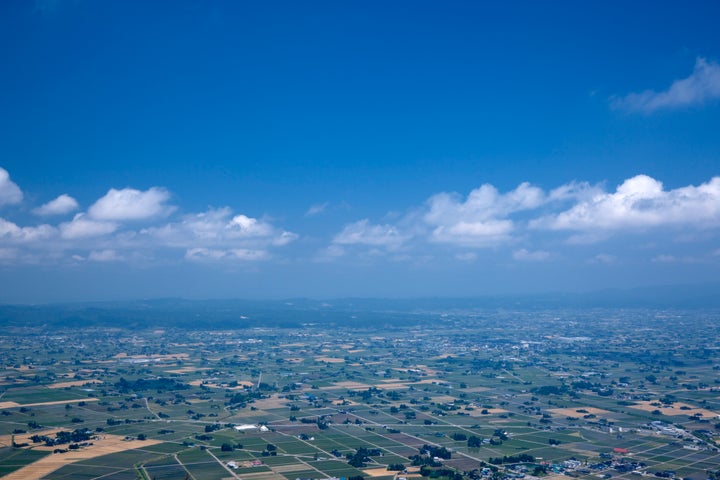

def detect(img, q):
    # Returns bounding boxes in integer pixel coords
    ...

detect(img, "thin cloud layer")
[0,168,23,207]
[612,57,720,113]
[333,219,407,249]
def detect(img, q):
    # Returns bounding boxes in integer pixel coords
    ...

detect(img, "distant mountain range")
[1,283,718,329]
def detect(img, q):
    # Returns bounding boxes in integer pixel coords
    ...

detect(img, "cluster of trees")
[30,428,92,447]
[488,453,535,465]
[420,445,452,459]
[346,447,382,468]
[115,377,189,393]
[221,442,243,452]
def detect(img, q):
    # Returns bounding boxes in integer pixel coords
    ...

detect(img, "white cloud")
[652,254,676,263]
[88,187,175,221]
[430,219,513,246]
[0,217,56,243]
[0,248,19,261]
[548,181,603,202]
[88,249,122,262]
[33,194,79,216]
[184,247,269,262]
[455,252,477,262]
[228,214,274,237]
[424,182,544,246]
[612,57,720,113]
[273,231,299,246]
[589,253,617,264]
[532,175,720,234]
[333,219,407,248]
[513,248,550,261]
[0,168,23,207]
[305,202,329,217]
[60,214,117,239]
[146,207,295,250]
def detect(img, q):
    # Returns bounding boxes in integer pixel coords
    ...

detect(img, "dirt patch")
[629,401,719,417]
[410,379,446,385]
[251,395,289,410]
[315,356,345,363]
[549,407,613,417]
[164,366,208,374]
[363,467,393,477]
[377,383,410,389]
[0,398,99,409]
[47,380,102,389]
[1,433,161,480]
[465,408,508,417]
[321,381,372,390]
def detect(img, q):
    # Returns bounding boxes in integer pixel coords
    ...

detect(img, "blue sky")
[1,0,720,302]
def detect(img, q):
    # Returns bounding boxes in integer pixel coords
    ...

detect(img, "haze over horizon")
[2,1,720,303]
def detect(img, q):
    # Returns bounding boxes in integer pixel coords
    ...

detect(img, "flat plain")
[0,303,719,480]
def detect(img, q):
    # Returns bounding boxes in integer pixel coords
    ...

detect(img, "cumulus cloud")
[425,182,544,246]
[88,187,175,221]
[0,218,56,243]
[60,214,117,239]
[146,207,296,249]
[612,57,720,113]
[228,214,274,237]
[0,168,23,207]
[532,175,720,234]
[33,194,79,216]
[513,248,551,261]
[333,219,407,249]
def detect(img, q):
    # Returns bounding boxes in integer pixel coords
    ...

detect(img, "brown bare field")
[251,395,289,410]
[113,352,190,360]
[320,381,372,390]
[0,428,64,448]
[431,395,456,404]
[549,407,613,417]
[164,366,208,374]
[363,467,393,477]
[0,398,99,410]
[629,401,720,417]
[465,408,508,417]
[377,382,410,389]
[462,387,490,392]
[239,472,288,480]
[411,378,446,385]
[47,379,102,389]
[1,434,161,480]
[315,356,345,363]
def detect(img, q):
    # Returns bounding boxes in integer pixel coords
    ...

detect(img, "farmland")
[0,302,719,480]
